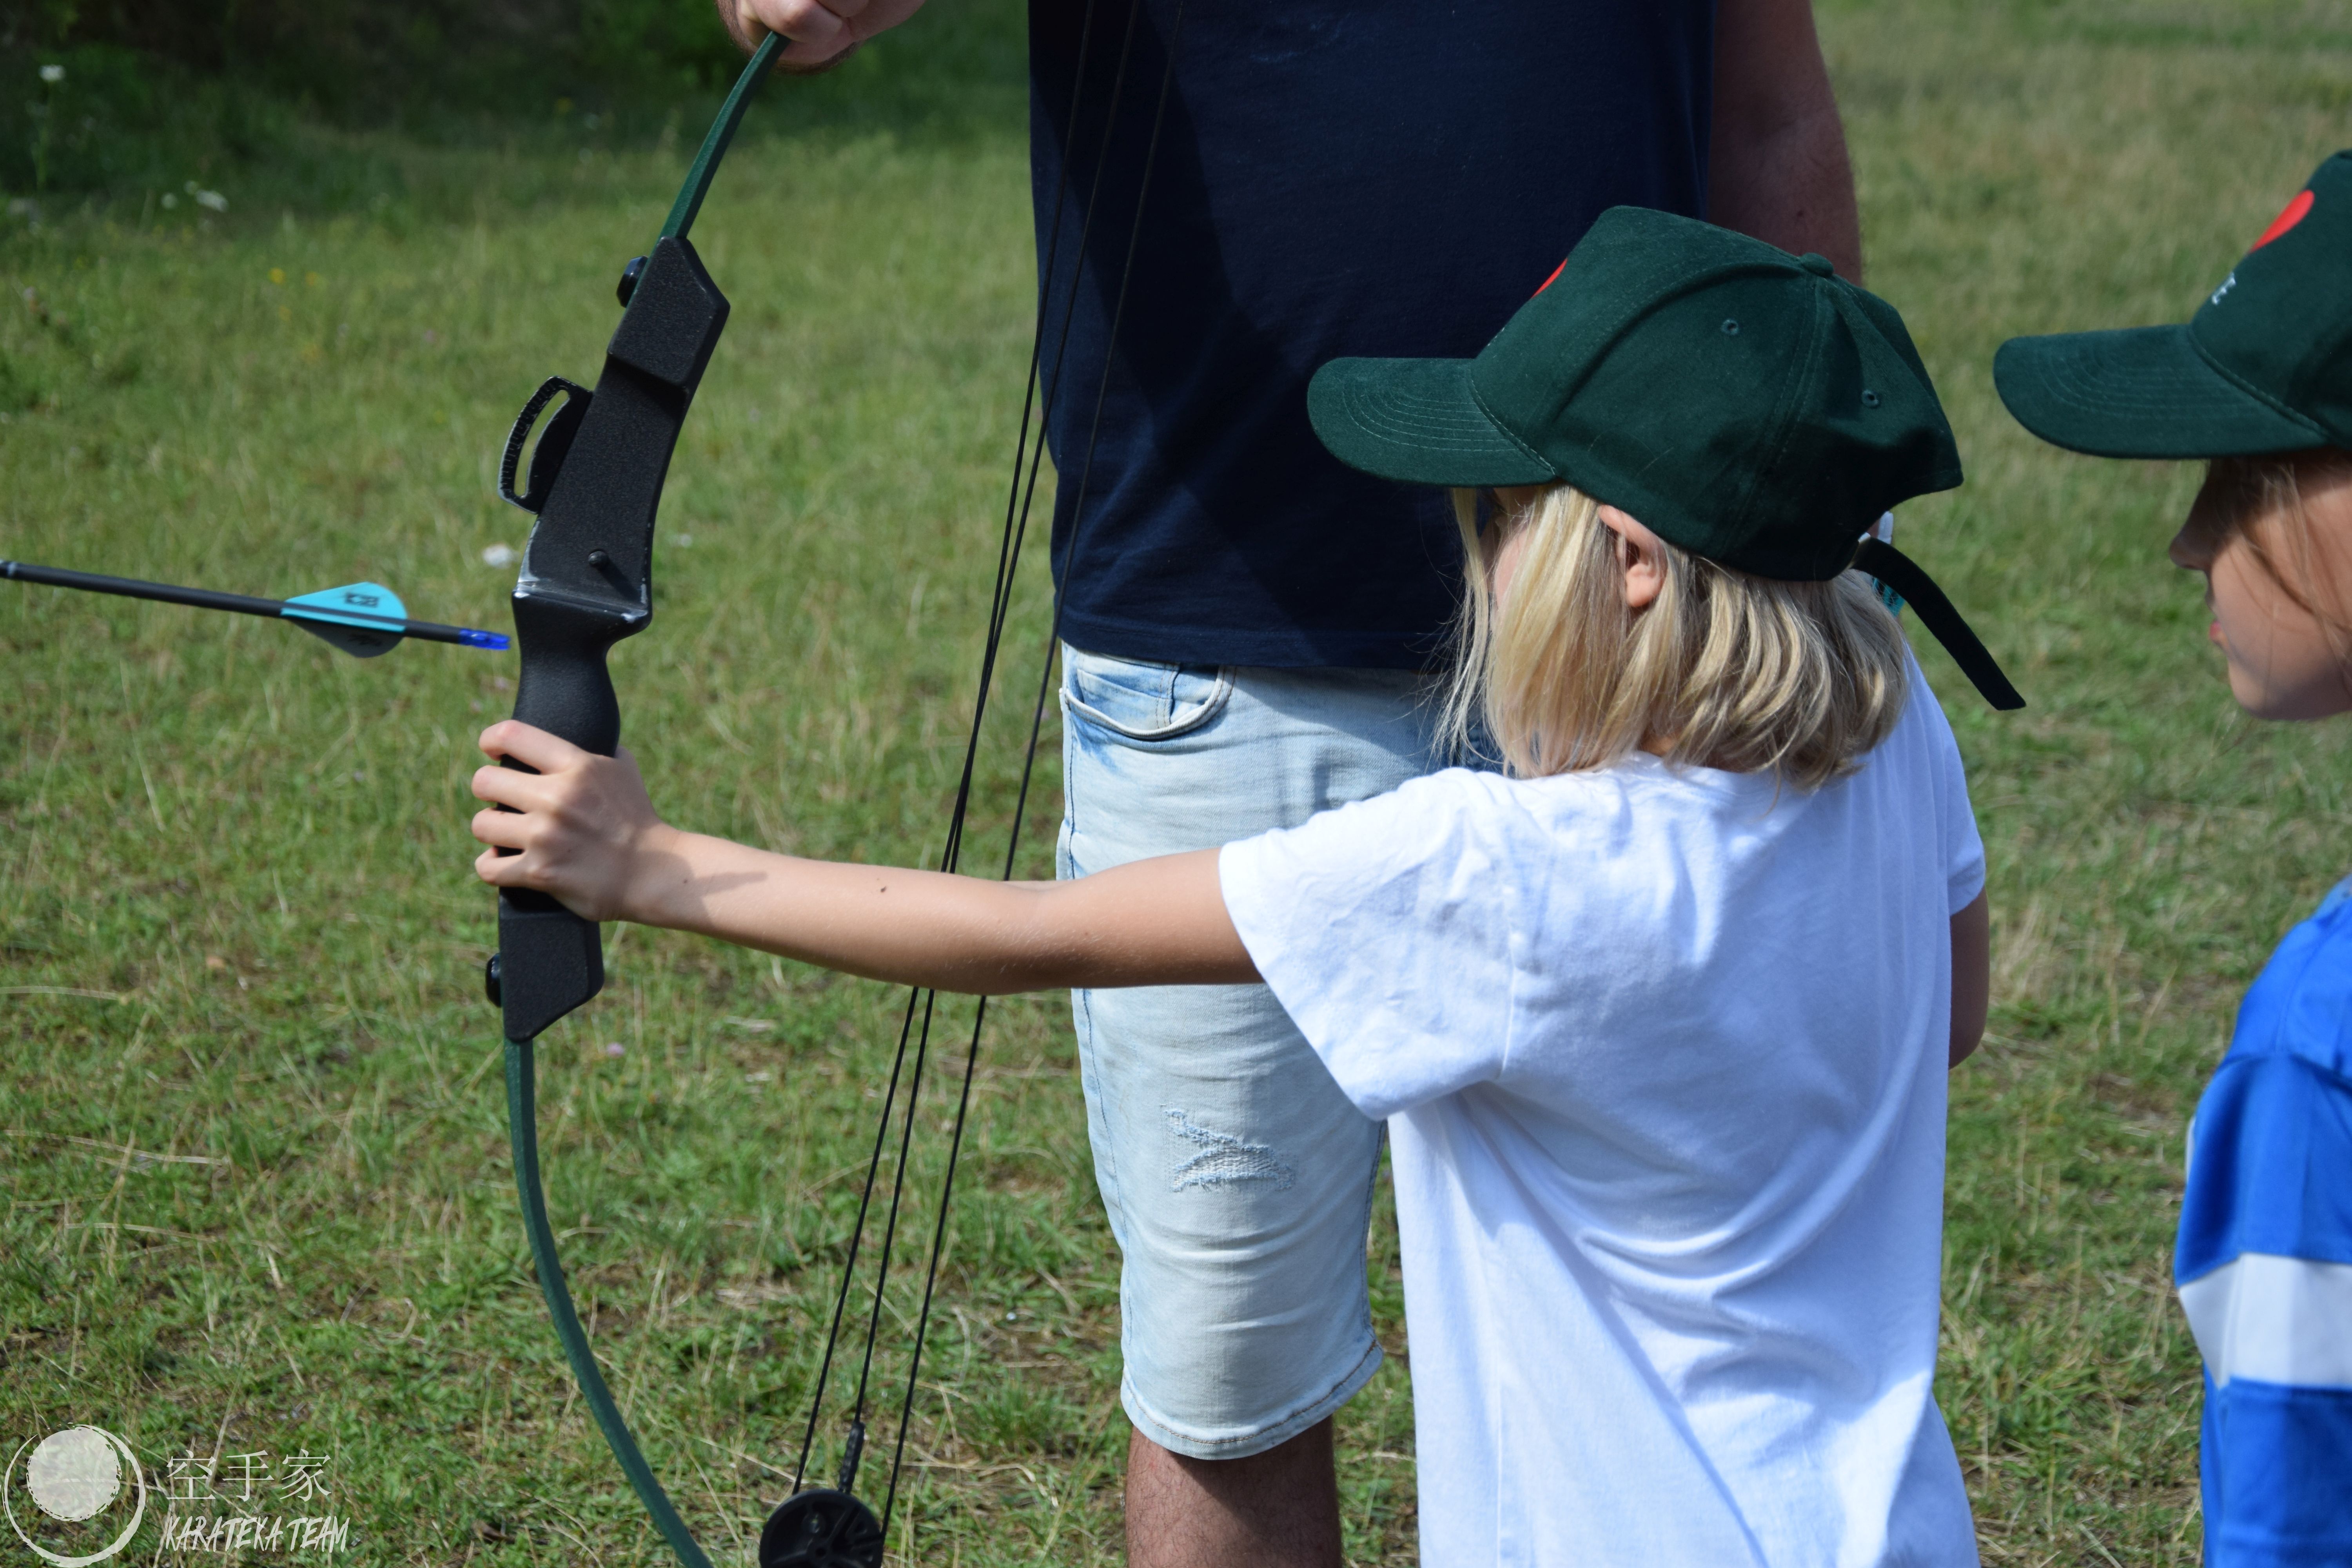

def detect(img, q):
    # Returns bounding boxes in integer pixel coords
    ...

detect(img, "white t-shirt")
[1219,666,1985,1568]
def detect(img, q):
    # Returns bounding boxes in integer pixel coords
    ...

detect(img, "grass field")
[5,1,2350,1563]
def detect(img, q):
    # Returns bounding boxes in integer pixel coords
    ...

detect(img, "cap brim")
[1993,325,2327,459]
[1308,358,1558,487]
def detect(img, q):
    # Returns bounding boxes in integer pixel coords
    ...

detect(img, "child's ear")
[1598,504,1667,611]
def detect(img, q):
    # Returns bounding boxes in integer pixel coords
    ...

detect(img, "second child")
[1996,151,2352,1568]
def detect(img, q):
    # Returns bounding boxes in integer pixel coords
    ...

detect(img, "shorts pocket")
[1062,645,1233,742]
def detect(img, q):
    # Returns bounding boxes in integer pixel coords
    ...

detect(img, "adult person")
[714,2,1866,1563]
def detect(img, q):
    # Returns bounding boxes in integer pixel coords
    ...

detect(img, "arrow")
[2,559,510,657]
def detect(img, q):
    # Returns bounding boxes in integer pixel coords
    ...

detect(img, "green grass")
[4,1,2348,1563]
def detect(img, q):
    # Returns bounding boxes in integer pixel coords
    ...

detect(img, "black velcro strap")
[1852,538,2025,711]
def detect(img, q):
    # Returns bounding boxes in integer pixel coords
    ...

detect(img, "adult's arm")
[1708,0,1863,280]
[1949,891,1989,1068]
[714,0,931,71]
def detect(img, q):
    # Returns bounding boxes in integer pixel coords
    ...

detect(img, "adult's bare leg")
[1125,1419,1342,1568]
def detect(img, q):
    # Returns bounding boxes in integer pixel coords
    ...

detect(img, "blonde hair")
[2200,449,2352,672]
[1445,484,1911,788]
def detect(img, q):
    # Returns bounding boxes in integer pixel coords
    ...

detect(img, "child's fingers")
[471,818,612,922]
[476,719,593,775]
[469,805,532,852]
[469,762,552,811]
[473,844,576,906]
[463,730,659,925]
[474,843,527,887]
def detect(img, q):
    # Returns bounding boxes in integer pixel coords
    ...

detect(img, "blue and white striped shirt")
[2177,877,2352,1566]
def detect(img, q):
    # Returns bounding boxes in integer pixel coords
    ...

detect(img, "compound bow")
[483,5,1183,1562]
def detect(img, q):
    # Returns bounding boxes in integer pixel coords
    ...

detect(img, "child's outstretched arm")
[469,720,1258,995]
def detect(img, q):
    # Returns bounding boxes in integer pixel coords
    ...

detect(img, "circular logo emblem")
[4,1427,147,1566]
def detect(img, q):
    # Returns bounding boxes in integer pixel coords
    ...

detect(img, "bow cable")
[878,5,1191,1533]
[786,0,1191,1532]
[782,0,1140,1499]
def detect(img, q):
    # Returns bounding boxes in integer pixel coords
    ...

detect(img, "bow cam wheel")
[759,1489,884,1568]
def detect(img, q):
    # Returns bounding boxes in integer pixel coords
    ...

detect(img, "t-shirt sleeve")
[1915,664,1987,915]
[1218,772,1519,1120]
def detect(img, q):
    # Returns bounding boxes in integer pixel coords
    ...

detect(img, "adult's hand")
[715,0,932,72]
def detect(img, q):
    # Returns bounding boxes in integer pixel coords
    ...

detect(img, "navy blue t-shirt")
[1031,0,1717,670]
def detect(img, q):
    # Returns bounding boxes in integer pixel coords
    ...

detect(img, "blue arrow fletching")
[284,581,408,628]
[282,581,408,659]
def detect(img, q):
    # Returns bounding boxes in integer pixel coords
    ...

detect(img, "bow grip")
[488,236,728,1045]
[494,591,646,1043]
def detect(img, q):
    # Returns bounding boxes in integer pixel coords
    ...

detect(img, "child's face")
[2170,457,2352,720]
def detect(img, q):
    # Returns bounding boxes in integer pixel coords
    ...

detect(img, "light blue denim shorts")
[1056,643,1458,1459]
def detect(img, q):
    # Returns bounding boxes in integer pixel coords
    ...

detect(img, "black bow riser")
[494,235,732,1044]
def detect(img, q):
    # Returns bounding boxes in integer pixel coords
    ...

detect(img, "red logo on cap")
[1533,256,1569,297]
[2252,189,2314,250]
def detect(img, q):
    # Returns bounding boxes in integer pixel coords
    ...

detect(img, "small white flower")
[39,64,64,84]
[194,190,227,213]
[160,192,177,210]
[481,543,518,568]
[673,532,694,548]
[603,1042,626,1059]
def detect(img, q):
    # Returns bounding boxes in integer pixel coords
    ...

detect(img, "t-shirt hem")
[1948,860,1987,918]
[1057,604,1448,673]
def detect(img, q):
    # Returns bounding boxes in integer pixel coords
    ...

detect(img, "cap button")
[1798,253,1837,278]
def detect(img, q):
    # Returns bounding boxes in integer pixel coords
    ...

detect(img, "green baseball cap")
[1994,152,2352,457]
[1308,205,1964,582]
[1308,207,2021,709]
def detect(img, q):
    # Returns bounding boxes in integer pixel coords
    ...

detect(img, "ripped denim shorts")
[1056,643,1457,1458]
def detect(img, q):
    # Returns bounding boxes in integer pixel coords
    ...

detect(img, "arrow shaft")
[4,557,288,620]
[1,558,508,650]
